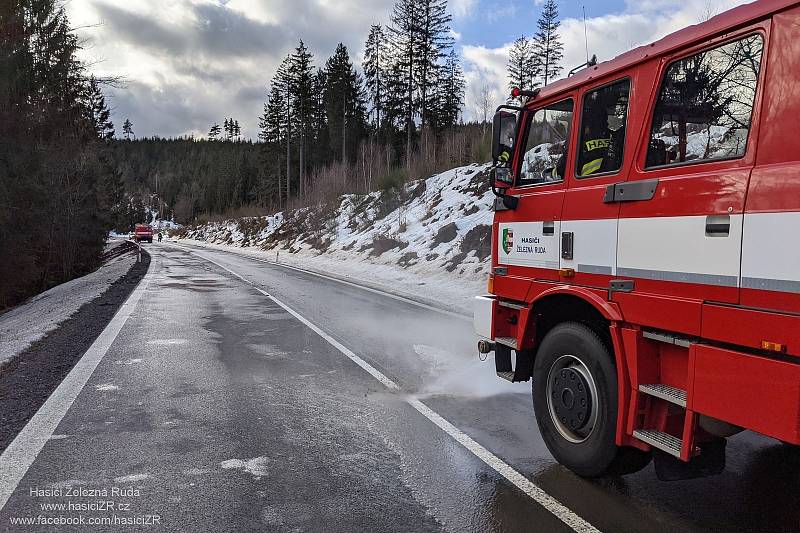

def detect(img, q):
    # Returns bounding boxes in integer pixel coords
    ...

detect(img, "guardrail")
[102,240,140,263]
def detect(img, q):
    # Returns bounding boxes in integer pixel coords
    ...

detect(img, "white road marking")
[171,242,470,321]
[194,250,602,533]
[0,271,153,512]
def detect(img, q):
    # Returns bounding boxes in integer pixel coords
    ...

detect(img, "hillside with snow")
[176,164,495,311]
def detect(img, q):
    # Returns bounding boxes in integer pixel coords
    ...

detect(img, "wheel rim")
[546,354,599,443]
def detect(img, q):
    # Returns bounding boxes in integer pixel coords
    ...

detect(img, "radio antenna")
[583,6,589,63]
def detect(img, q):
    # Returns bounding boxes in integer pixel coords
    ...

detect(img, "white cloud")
[450,0,477,19]
[68,0,394,139]
[460,0,749,120]
[68,0,753,134]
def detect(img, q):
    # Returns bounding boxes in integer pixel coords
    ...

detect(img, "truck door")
[494,97,574,295]
[615,30,766,328]
[559,76,635,286]
[741,10,798,315]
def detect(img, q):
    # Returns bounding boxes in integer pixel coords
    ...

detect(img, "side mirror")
[492,110,517,164]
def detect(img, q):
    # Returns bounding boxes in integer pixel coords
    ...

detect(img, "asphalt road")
[1,243,798,532]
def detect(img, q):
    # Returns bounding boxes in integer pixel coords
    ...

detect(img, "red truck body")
[475,0,800,479]
[133,224,153,243]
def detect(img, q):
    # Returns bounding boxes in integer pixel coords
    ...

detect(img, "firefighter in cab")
[577,91,626,176]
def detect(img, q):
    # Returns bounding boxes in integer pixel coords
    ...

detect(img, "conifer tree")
[533,0,564,86]
[418,0,453,134]
[507,35,538,93]
[209,123,221,140]
[436,49,465,130]
[83,76,115,140]
[323,43,367,164]
[363,25,387,132]
[263,55,293,203]
[311,68,329,168]
[123,118,134,139]
[289,40,315,197]
[388,0,422,167]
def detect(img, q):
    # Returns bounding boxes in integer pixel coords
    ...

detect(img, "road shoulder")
[0,249,150,453]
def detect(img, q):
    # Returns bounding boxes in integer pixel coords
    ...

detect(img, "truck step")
[639,384,687,407]
[633,429,683,458]
[495,337,518,349]
[497,371,515,382]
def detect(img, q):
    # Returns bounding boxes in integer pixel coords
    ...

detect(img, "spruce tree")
[388,0,422,167]
[436,49,465,131]
[533,0,564,86]
[82,75,115,139]
[508,35,538,93]
[323,43,367,164]
[289,40,315,197]
[417,0,453,134]
[311,68,329,168]
[209,123,221,140]
[266,55,293,203]
[363,25,387,132]
[123,118,134,139]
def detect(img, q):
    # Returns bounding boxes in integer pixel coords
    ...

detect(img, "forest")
[0,0,120,309]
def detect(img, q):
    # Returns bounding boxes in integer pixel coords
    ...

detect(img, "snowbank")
[0,241,138,367]
[178,163,495,312]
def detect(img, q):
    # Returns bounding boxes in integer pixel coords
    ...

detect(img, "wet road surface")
[1,243,798,532]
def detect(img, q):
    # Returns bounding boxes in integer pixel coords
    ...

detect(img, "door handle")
[543,221,555,235]
[705,215,730,237]
[603,179,659,203]
[562,232,574,260]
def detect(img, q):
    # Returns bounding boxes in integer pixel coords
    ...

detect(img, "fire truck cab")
[475,0,800,480]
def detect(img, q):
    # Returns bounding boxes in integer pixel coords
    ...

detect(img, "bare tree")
[698,0,719,23]
[478,83,492,136]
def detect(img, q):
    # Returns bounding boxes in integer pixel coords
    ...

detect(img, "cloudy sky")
[66,0,749,139]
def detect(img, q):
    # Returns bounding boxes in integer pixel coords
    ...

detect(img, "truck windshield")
[518,99,574,186]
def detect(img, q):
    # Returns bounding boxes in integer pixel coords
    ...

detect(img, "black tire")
[532,322,651,477]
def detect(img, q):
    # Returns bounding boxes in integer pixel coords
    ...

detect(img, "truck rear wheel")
[532,322,651,477]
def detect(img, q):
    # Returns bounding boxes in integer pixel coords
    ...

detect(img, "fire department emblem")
[502,228,513,254]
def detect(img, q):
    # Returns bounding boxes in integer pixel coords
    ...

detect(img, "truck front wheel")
[532,322,651,477]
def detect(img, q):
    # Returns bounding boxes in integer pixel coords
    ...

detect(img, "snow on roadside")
[178,163,495,313]
[0,242,137,367]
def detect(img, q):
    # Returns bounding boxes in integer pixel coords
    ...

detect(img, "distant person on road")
[157,232,163,242]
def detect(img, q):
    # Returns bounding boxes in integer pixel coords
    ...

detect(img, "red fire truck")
[475,0,800,480]
[133,224,154,243]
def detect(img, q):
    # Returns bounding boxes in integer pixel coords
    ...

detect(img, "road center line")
[193,250,602,533]
[0,270,153,512]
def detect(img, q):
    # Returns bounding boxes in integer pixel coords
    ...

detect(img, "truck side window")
[518,99,574,186]
[577,79,630,177]
[646,34,763,168]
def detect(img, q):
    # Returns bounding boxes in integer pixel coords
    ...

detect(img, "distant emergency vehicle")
[133,224,154,243]
[475,0,800,480]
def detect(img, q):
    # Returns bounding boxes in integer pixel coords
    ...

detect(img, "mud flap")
[495,344,532,382]
[654,438,726,481]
